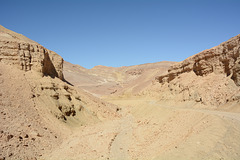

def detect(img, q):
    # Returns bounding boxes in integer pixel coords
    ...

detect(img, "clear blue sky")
[1,0,240,69]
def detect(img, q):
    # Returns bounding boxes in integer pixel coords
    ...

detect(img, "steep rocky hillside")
[0,25,64,80]
[64,61,175,97]
[144,34,240,108]
[157,34,240,85]
[0,26,119,159]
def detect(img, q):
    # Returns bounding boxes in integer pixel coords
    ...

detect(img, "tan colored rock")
[0,25,64,80]
[0,26,119,160]
[156,34,240,86]
[151,34,240,107]
[0,62,119,159]
[232,59,240,86]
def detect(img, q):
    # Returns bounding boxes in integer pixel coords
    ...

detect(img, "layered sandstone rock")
[0,25,119,124]
[151,35,240,107]
[156,34,240,86]
[0,26,119,159]
[0,25,63,80]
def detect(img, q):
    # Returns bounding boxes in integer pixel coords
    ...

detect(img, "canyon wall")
[151,35,240,107]
[157,34,240,86]
[0,25,64,80]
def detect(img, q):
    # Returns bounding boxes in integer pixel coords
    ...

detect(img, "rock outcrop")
[151,34,240,107]
[0,25,64,80]
[0,26,119,159]
[156,34,240,86]
[0,25,120,123]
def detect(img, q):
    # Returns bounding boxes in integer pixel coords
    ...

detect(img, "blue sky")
[1,0,240,68]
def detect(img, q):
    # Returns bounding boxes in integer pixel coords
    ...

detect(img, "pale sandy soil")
[45,97,240,160]
[0,63,118,160]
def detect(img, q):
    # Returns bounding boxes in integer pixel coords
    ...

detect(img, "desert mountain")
[64,61,175,97]
[1,25,240,160]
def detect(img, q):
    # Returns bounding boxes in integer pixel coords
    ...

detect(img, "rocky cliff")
[156,34,240,86]
[151,35,240,107]
[0,25,64,80]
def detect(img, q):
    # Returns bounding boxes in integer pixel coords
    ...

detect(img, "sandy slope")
[0,63,119,160]
[0,63,66,159]
[42,97,240,160]
[106,98,240,160]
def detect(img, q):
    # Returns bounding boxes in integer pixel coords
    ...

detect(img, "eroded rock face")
[153,72,240,107]
[156,34,240,86]
[151,35,240,107]
[0,41,64,80]
[232,60,240,86]
[0,25,63,80]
